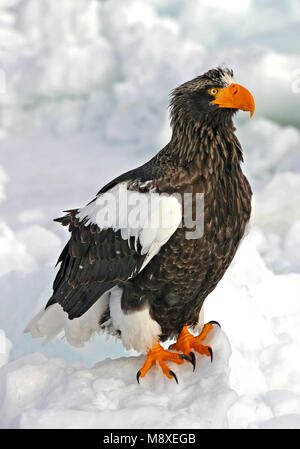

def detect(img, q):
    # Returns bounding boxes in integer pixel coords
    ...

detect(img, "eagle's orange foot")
[136,341,194,384]
[170,321,220,367]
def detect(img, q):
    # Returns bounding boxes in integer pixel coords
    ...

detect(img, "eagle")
[25,67,255,384]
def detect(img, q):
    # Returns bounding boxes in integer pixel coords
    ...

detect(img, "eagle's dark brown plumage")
[26,67,255,382]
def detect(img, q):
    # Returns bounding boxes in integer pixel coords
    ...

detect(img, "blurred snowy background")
[0,0,300,429]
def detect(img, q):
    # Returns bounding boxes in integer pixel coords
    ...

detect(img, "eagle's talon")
[169,370,178,384]
[208,320,221,328]
[189,351,196,371]
[208,347,213,363]
[179,352,195,370]
[137,341,192,382]
[179,352,196,371]
[172,324,215,363]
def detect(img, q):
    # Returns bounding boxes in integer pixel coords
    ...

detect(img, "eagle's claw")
[136,341,192,384]
[171,323,216,366]
[208,320,221,328]
[180,352,196,371]
[169,370,178,384]
[208,346,213,363]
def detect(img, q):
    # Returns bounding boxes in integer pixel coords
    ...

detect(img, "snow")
[0,0,300,429]
[0,327,238,429]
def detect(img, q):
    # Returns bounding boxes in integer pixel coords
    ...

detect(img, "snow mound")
[0,327,238,429]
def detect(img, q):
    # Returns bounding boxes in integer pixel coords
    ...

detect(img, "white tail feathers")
[24,293,110,347]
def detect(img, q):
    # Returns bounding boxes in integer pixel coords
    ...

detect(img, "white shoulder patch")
[77,182,182,273]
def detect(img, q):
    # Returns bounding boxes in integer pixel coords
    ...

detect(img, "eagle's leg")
[136,341,194,384]
[170,322,219,363]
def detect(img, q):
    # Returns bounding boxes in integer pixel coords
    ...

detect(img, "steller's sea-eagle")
[25,67,255,383]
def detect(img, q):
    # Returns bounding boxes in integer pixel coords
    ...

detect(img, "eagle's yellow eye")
[208,88,218,96]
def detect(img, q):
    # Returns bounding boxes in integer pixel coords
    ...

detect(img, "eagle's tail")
[24,280,115,347]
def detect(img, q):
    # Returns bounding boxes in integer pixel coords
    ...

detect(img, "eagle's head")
[170,67,255,127]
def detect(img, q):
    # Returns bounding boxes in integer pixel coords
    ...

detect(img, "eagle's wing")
[46,181,182,319]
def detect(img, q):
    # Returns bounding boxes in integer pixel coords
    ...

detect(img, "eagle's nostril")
[230,84,238,95]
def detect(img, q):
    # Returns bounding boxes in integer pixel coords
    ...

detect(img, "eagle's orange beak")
[212,83,255,117]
